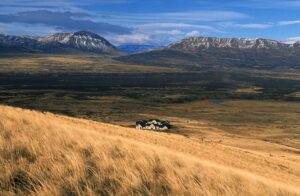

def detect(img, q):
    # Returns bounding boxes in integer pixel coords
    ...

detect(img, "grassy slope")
[0,105,299,195]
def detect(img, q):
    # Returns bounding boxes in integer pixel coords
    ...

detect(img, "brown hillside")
[0,105,299,195]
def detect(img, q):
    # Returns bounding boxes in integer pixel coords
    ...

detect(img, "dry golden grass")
[0,55,181,73]
[159,100,300,149]
[0,105,300,195]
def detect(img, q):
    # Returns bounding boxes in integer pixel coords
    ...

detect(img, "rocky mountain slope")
[0,34,63,53]
[117,37,300,69]
[38,31,119,54]
[0,31,121,55]
[168,37,295,50]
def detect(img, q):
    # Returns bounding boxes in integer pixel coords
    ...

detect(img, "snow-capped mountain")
[293,41,300,48]
[38,31,119,54]
[168,37,294,50]
[38,33,72,43]
[0,34,37,45]
[0,34,65,53]
[0,31,121,54]
[117,36,300,69]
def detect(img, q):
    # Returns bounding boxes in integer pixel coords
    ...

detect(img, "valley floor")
[0,54,299,195]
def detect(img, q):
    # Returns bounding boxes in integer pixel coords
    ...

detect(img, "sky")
[0,0,300,45]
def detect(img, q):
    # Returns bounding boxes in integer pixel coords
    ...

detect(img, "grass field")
[0,54,299,195]
[0,105,299,195]
[0,64,299,151]
[0,54,181,73]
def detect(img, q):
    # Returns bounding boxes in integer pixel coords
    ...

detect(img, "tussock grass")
[0,105,299,195]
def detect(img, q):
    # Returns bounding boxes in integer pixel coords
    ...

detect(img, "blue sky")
[0,0,300,45]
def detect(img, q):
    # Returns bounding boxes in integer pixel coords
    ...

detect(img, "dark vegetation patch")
[84,159,99,179]
[153,156,166,178]
[1,146,36,163]
[80,146,122,195]
[95,177,121,196]
[0,72,299,132]
[77,146,173,195]
[82,147,94,159]
[132,180,172,196]
[116,48,300,70]
[193,174,202,185]
[9,169,41,194]
[81,147,100,179]
[141,156,172,195]
[0,124,11,141]
[1,72,299,110]
[61,182,78,196]
[1,72,299,103]
[109,146,126,160]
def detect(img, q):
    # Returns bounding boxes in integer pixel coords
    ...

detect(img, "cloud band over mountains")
[0,10,132,35]
[0,0,300,45]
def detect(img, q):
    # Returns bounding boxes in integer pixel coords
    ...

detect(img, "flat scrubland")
[1,105,300,195]
[0,70,299,152]
[0,54,181,73]
[159,100,300,149]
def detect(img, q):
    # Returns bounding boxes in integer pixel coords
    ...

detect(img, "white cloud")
[235,23,272,29]
[111,33,152,44]
[135,23,218,32]
[116,22,220,45]
[219,22,272,29]
[279,20,300,26]
[186,30,201,37]
[0,22,59,36]
[97,11,247,24]
[0,10,132,35]
[155,30,183,35]
[0,1,134,16]
[157,11,247,22]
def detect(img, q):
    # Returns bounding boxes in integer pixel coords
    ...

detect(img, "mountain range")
[0,31,121,55]
[117,37,300,69]
[1,31,300,69]
[168,37,300,50]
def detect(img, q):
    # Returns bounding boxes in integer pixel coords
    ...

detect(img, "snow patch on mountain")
[38,31,119,53]
[168,37,294,50]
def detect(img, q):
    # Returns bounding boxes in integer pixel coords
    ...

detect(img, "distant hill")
[116,37,300,70]
[1,105,300,195]
[0,31,122,55]
[117,44,163,54]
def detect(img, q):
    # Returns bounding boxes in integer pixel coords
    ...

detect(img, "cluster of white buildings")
[136,119,171,131]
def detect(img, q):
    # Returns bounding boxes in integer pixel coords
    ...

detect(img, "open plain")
[0,54,299,195]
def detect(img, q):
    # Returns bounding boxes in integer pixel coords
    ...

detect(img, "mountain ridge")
[116,36,300,69]
[168,36,297,50]
[0,31,121,55]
